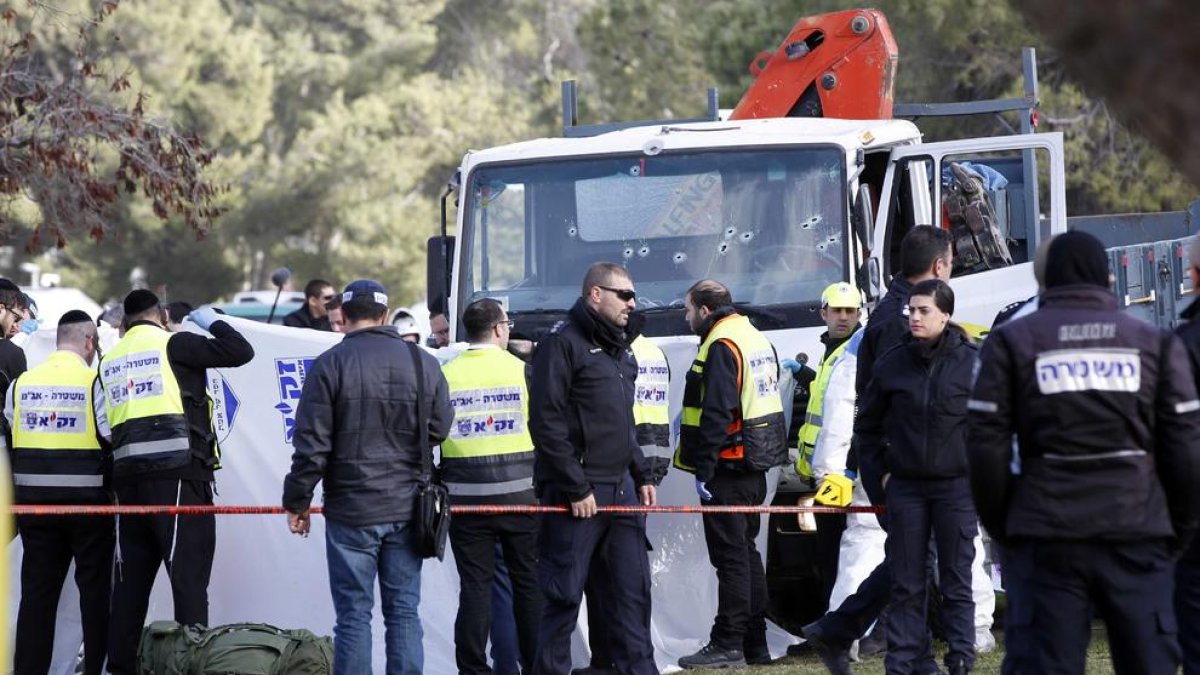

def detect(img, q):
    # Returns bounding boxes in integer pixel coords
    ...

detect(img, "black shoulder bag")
[408,343,450,560]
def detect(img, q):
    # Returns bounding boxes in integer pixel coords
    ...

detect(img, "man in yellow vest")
[794,282,863,612]
[5,310,110,675]
[675,279,786,670]
[100,290,254,675]
[441,298,542,675]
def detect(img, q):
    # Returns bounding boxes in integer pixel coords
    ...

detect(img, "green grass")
[685,630,1118,674]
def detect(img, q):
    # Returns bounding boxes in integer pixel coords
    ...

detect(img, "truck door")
[871,132,1066,332]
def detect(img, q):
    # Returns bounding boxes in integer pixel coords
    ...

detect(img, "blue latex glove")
[188,307,221,331]
[695,478,713,501]
[18,319,38,335]
[780,358,801,374]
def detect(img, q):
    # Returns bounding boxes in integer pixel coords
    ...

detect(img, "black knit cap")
[1044,231,1110,289]
[123,289,161,316]
[59,309,93,325]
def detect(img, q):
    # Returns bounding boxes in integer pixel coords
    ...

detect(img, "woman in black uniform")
[856,278,979,675]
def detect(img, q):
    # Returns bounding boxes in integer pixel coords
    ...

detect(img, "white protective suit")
[812,330,995,651]
[810,330,886,612]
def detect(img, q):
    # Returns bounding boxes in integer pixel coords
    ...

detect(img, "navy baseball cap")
[342,279,388,307]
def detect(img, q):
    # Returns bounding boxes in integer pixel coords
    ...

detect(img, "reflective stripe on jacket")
[631,335,671,483]
[676,312,786,473]
[99,324,189,475]
[796,335,853,479]
[12,351,106,503]
[441,346,535,505]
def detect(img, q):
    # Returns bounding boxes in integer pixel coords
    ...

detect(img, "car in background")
[213,291,305,324]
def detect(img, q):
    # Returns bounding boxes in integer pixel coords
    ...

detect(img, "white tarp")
[9,317,796,674]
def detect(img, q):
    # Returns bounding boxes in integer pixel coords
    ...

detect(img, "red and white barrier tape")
[7,503,885,516]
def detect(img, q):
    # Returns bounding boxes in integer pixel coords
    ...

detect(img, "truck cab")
[430,114,1067,633]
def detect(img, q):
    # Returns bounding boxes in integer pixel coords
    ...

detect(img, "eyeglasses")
[598,285,637,302]
[494,320,515,330]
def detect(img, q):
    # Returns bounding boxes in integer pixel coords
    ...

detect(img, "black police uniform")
[1175,297,1200,675]
[969,284,1200,674]
[529,298,656,675]
[858,326,978,674]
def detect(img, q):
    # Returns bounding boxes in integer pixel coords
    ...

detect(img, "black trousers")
[107,479,215,675]
[885,477,976,674]
[814,511,847,614]
[1176,543,1200,675]
[15,513,114,675]
[450,513,542,675]
[583,554,613,669]
[534,477,656,675]
[701,469,768,651]
[1004,538,1179,675]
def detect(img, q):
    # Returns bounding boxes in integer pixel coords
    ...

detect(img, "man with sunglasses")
[283,278,335,331]
[529,262,657,675]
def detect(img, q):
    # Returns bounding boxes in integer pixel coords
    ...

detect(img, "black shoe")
[801,622,853,675]
[571,668,616,675]
[678,642,746,669]
[948,658,970,675]
[744,647,772,665]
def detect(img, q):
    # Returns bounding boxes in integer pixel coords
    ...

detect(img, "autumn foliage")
[0,0,223,249]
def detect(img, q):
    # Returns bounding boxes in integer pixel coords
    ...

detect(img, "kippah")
[123,289,160,316]
[59,309,93,326]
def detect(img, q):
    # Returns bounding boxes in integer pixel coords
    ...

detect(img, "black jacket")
[968,286,1200,547]
[0,338,26,446]
[282,326,453,525]
[856,276,913,399]
[530,298,648,502]
[857,325,977,501]
[283,305,332,331]
[848,276,913,476]
[1172,297,1200,561]
[120,319,255,483]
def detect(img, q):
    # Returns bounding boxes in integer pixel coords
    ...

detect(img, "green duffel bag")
[138,620,334,675]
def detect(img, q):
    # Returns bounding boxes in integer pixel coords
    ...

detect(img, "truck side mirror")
[852,184,875,249]
[858,257,881,305]
[426,236,456,315]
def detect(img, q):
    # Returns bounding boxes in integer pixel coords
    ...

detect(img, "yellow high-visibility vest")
[99,324,190,472]
[795,336,853,480]
[11,351,105,502]
[441,347,535,503]
[631,335,670,459]
[676,313,786,473]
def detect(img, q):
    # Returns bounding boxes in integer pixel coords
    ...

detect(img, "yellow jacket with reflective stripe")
[676,312,787,473]
[631,335,671,466]
[99,324,190,474]
[11,351,106,503]
[796,335,854,480]
[440,346,535,504]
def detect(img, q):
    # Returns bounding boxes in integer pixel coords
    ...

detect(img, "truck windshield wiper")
[633,303,684,315]
[733,303,787,329]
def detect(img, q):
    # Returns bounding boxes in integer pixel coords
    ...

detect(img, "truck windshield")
[460,146,847,333]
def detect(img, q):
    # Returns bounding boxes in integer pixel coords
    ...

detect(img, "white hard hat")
[392,312,420,337]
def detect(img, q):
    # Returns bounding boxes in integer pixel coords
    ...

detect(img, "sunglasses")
[599,285,637,302]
